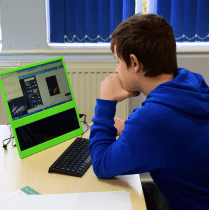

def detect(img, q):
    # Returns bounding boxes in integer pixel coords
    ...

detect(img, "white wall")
[1,0,48,50]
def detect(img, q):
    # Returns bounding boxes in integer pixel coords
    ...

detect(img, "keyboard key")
[84,155,91,164]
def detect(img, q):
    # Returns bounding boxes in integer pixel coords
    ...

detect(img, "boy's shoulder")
[129,102,176,124]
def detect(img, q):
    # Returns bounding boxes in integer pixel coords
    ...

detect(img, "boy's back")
[89,13,209,209]
[138,68,209,208]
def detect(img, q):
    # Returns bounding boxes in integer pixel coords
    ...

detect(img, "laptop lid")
[0,56,83,159]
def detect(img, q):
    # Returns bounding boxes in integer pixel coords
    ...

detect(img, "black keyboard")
[48,137,91,177]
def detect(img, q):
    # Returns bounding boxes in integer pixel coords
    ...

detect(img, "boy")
[89,14,209,209]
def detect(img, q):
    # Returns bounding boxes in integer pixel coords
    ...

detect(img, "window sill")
[49,42,209,53]
[176,42,209,53]
[0,42,209,54]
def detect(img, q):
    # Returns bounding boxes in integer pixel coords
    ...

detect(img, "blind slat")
[157,0,172,24]
[65,0,74,42]
[49,0,65,43]
[98,0,110,42]
[123,0,135,21]
[74,0,86,42]
[195,0,209,42]
[170,0,185,42]
[86,0,98,43]
[110,0,123,35]
[183,0,197,42]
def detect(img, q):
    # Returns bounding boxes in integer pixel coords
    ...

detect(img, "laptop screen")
[0,57,83,158]
[1,60,72,120]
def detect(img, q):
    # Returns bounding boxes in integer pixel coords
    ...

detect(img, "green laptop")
[0,56,83,159]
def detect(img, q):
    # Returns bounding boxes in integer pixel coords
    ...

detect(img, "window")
[48,0,209,44]
[48,0,209,51]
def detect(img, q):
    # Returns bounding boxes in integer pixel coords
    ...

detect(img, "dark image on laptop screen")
[15,107,80,151]
[46,75,60,96]
[8,96,28,118]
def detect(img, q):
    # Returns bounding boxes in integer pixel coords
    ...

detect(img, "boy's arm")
[114,116,125,136]
[89,99,166,179]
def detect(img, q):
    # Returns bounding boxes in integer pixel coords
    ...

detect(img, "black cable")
[79,114,91,138]
[2,123,15,150]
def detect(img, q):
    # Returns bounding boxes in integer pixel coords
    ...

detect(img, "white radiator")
[0,60,129,124]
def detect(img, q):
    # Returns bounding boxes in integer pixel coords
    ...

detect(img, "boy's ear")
[130,54,139,68]
[130,54,144,74]
[130,54,138,64]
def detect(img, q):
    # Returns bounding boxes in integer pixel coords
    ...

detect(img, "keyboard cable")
[79,114,91,138]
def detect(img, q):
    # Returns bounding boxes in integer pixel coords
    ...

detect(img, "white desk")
[0,125,147,210]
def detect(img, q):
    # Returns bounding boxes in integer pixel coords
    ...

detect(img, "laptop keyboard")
[48,137,91,177]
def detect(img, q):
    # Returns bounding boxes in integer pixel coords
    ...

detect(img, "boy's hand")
[100,74,140,102]
[114,116,125,136]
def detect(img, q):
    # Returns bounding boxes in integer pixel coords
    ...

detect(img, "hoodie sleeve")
[89,99,166,178]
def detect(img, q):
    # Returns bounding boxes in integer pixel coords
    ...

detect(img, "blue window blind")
[156,0,209,42]
[49,0,135,43]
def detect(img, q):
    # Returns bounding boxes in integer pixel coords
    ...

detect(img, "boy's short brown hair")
[111,13,178,78]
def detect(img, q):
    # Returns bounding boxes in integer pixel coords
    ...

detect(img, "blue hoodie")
[89,68,209,210]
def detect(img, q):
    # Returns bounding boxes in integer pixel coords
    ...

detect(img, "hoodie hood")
[143,68,209,118]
